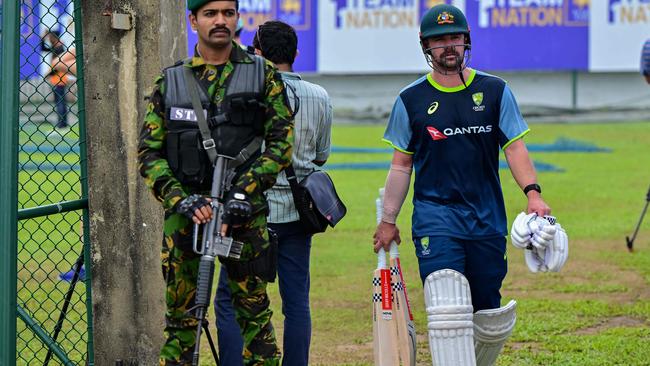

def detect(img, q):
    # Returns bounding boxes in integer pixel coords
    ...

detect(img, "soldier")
[137,0,293,365]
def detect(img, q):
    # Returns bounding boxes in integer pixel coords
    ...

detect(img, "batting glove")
[511,212,535,249]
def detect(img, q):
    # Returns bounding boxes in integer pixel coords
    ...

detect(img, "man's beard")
[434,51,463,73]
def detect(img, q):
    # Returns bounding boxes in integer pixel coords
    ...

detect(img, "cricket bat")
[389,243,417,366]
[375,189,417,365]
[373,198,400,365]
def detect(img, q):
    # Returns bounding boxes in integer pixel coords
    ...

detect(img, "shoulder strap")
[182,66,218,164]
[285,166,305,209]
[283,79,300,117]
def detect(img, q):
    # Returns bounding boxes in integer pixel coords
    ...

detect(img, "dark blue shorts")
[414,235,507,312]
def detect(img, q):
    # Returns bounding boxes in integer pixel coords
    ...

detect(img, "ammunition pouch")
[222,228,278,283]
[166,121,213,190]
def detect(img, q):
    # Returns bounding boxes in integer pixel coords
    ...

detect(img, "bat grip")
[389,241,399,258]
[376,247,386,269]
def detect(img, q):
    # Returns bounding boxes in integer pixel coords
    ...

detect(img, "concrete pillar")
[81,1,187,364]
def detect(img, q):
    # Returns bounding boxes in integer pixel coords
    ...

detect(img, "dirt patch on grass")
[574,316,648,335]
[504,238,650,304]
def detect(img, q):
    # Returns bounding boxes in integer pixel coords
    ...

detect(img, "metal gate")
[1,1,94,365]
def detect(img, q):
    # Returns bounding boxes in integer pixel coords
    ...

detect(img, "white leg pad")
[424,269,476,366]
[473,300,517,366]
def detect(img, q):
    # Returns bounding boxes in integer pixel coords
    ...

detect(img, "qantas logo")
[427,125,493,141]
[427,126,447,140]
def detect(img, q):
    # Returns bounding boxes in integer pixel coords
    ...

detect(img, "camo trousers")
[159,212,279,366]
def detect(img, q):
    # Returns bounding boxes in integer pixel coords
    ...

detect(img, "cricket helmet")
[420,4,470,41]
[419,4,472,76]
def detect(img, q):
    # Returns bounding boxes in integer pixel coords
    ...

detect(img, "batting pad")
[424,269,476,366]
[473,300,517,366]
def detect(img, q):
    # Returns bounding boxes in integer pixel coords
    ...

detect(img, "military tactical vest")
[163,55,266,190]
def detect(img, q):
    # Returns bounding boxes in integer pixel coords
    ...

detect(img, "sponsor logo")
[437,11,455,24]
[472,92,485,112]
[609,0,650,24]
[236,0,311,31]
[427,124,493,141]
[427,101,439,114]
[427,126,448,140]
[477,0,589,28]
[444,125,492,135]
[333,0,419,29]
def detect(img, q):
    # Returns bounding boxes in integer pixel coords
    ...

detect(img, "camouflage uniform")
[138,43,293,366]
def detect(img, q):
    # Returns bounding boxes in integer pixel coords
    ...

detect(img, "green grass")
[300,122,650,365]
[16,121,650,365]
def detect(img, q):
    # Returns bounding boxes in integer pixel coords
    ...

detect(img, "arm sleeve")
[137,75,188,211]
[315,93,332,162]
[234,62,294,210]
[382,164,412,224]
[498,84,530,150]
[382,96,414,154]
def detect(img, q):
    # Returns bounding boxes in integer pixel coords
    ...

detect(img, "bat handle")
[377,247,387,269]
[389,241,399,259]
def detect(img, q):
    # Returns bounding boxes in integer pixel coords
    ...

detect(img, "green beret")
[187,0,239,11]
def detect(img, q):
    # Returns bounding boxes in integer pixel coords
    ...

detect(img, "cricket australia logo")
[437,11,455,24]
[420,237,430,256]
[472,92,485,112]
[427,101,439,115]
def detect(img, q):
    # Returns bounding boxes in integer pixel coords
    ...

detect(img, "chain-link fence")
[16,0,93,364]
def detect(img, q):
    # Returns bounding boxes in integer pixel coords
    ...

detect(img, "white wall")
[304,71,650,122]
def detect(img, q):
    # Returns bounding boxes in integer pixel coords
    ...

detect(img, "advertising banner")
[187,0,317,72]
[465,0,589,71]
[317,0,446,74]
[589,0,650,72]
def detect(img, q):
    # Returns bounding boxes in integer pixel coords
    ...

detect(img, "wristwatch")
[523,183,541,195]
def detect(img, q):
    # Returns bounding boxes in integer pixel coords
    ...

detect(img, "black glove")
[176,194,210,221]
[223,188,252,226]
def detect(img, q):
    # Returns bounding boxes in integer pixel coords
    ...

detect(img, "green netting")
[17,0,92,365]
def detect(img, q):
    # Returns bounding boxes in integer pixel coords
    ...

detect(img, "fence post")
[0,1,20,365]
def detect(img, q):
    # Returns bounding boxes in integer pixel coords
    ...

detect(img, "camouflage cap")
[187,0,239,12]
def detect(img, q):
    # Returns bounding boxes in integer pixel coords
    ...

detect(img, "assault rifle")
[190,154,244,366]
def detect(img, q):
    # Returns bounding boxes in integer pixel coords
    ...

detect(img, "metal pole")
[0,0,20,364]
[72,0,95,364]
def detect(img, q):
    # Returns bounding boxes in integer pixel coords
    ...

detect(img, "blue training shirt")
[383,69,529,240]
